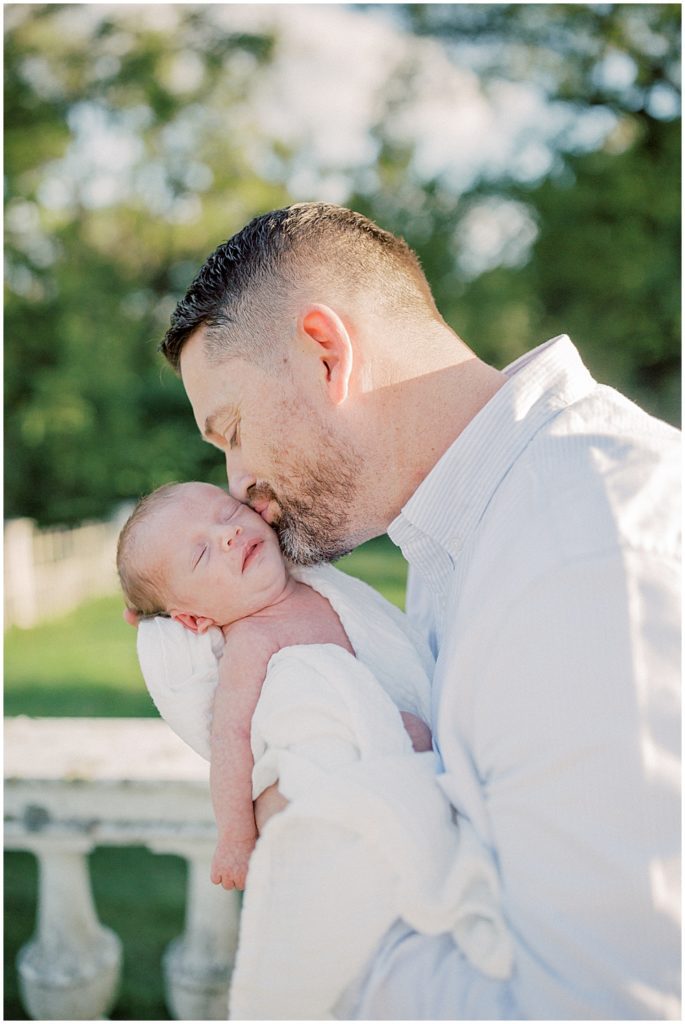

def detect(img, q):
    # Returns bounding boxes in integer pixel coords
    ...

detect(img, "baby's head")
[117,481,288,632]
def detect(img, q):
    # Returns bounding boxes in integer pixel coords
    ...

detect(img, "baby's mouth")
[241,539,262,572]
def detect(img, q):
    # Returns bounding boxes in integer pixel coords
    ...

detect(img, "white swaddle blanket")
[137,563,512,1019]
[137,563,433,761]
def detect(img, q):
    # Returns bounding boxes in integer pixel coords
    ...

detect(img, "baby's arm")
[210,622,277,891]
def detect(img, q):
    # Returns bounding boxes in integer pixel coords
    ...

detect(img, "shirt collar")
[388,335,596,582]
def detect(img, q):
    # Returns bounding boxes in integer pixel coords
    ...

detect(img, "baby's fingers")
[211,864,233,888]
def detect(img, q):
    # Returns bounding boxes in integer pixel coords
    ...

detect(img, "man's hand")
[210,834,256,891]
[123,607,140,628]
[254,782,288,834]
[400,712,433,752]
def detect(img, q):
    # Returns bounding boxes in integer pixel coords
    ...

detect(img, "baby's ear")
[171,611,216,634]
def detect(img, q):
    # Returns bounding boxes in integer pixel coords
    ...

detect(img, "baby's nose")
[221,524,242,551]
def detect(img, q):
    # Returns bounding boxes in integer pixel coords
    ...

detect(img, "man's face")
[179,330,363,565]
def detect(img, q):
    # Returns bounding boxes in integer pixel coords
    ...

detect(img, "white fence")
[4,508,131,630]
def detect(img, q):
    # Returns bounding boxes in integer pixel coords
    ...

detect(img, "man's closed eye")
[228,423,240,449]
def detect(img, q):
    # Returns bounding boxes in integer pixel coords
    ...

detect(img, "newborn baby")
[117,481,431,890]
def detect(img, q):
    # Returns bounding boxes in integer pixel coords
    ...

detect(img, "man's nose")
[225,452,255,504]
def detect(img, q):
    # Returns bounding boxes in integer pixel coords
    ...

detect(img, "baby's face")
[142,482,287,629]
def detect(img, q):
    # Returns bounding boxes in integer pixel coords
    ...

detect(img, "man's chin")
[275,518,353,567]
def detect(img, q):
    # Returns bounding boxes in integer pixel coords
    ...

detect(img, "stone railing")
[4,717,240,1021]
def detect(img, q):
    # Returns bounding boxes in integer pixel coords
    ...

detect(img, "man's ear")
[171,611,217,634]
[299,304,353,406]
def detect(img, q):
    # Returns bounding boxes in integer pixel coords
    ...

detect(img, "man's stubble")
[250,428,364,566]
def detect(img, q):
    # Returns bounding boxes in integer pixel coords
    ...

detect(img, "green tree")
[5,4,680,526]
[5,5,287,524]
[353,4,680,420]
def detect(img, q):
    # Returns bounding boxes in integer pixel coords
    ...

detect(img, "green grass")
[336,533,407,610]
[4,595,153,718]
[4,536,407,1020]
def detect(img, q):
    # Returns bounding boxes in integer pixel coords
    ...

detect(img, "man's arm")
[422,550,678,1020]
[466,551,680,1018]
[340,923,516,1021]
[348,550,680,1020]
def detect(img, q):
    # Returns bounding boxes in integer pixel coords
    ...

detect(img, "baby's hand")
[210,834,256,891]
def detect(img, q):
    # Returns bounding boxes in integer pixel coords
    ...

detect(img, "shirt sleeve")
[348,547,680,1020]
[339,921,519,1021]
[446,546,680,1018]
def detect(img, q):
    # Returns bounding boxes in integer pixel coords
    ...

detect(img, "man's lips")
[241,538,262,572]
[251,498,280,525]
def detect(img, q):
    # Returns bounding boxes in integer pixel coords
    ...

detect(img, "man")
[159,203,680,1019]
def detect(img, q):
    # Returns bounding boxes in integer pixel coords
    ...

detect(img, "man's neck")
[366,350,508,531]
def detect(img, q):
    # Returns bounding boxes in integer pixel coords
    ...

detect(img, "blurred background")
[4,3,681,1019]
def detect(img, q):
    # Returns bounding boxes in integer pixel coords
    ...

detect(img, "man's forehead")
[179,325,229,386]
[180,326,264,385]
[179,324,211,370]
[179,331,237,425]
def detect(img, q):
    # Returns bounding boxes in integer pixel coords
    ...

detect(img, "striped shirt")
[350,335,681,1020]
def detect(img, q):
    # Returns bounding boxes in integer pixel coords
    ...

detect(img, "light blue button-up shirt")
[349,336,681,1020]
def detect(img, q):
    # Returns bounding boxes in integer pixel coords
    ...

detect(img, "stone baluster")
[153,840,241,1020]
[6,717,231,1020]
[17,838,122,1021]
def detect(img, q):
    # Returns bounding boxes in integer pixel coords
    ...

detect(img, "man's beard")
[249,441,364,566]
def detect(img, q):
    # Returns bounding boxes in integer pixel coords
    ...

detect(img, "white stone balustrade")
[4,717,241,1021]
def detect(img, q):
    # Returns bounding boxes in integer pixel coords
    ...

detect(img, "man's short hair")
[161,202,438,371]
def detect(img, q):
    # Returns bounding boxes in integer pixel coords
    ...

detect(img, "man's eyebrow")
[203,404,239,439]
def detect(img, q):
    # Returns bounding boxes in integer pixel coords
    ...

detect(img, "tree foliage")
[5,4,680,526]
[353,3,681,416]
